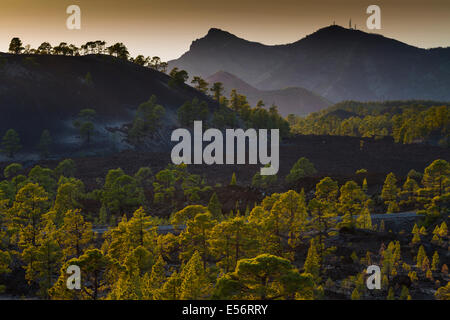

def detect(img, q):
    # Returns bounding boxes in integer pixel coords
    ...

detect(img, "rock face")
[169,25,450,103]
[0,53,218,155]
[205,71,331,116]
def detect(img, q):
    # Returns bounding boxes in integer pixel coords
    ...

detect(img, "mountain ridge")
[169,25,450,102]
[205,70,331,116]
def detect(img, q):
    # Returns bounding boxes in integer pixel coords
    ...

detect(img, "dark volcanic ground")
[4,134,448,193]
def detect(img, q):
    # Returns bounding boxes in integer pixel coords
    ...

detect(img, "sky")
[0,0,449,61]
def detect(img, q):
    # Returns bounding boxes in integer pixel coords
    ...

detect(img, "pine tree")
[179,212,216,269]
[339,180,367,228]
[1,129,22,158]
[180,251,212,299]
[31,237,63,298]
[147,255,166,296]
[411,224,421,244]
[400,177,419,206]
[230,172,237,186]
[416,245,426,268]
[214,254,314,300]
[158,270,182,300]
[50,249,118,300]
[381,172,399,213]
[400,286,410,300]
[60,209,93,258]
[439,221,448,237]
[422,255,430,272]
[209,216,258,273]
[431,251,439,271]
[387,287,395,300]
[351,288,360,300]
[362,178,368,193]
[419,226,427,235]
[37,129,52,159]
[304,238,320,279]
[356,207,372,229]
[207,192,222,218]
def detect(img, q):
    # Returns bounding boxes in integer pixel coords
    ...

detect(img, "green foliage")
[4,163,23,179]
[73,109,96,145]
[338,180,367,228]
[286,157,317,183]
[9,37,24,54]
[37,129,52,159]
[290,102,449,145]
[178,98,209,126]
[252,165,277,189]
[107,42,129,60]
[54,159,76,178]
[129,96,165,145]
[1,129,22,158]
[230,172,237,186]
[207,192,222,218]
[100,168,145,219]
[214,254,315,299]
[168,68,189,87]
[381,172,400,213]
[179,251,212,299]
[209,216,259,272]
[191,76,209,93]
[210,82,224,101]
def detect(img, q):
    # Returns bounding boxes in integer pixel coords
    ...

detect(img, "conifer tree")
[351,288,360,300]
[356,207,372,229]
[400,177,419,207]
[30,237,63,298]
[381,172,400,212]
[416,245,426,268]
[431,251,439,271]
[37,130,52,159]
[435,282,450,300]
[60,209,93,258]
[439,221,448,237]
[1,129,21,158]
[214,254,315,300]
[387,287,395,300]
[230,172,237,186]
[411,224,421,244]
[158,270,182,300]
[207,192,222,218]
[362,178,368,193]
[422,255,430,272]
[209,216,258,272]
[400,286,410,300]
[180,251,212,299]
[0,250,11,293]
[50,249,119,300]
[179,212,216,269]
[304,238,320,279]
[147,255,166,297]
[339,180,367,227]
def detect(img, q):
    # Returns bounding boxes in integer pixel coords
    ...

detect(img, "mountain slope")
[0,53,218,155]
[205,71,331,116]
[169,25,450,102]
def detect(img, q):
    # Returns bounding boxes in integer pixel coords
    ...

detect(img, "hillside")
[0,53,218,156]
[169,25,450,103]
[290,100,450,146]
[205,71,331,116]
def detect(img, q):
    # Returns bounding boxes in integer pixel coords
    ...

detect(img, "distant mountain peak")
[170,25,450,103]
[205,28,237,39]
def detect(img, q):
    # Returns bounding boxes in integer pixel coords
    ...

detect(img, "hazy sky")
[1,0,449,61]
